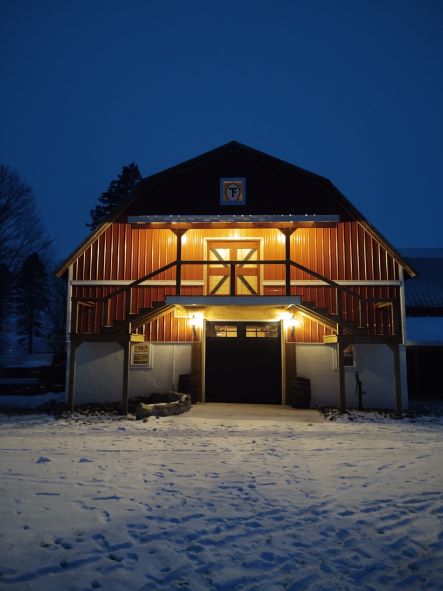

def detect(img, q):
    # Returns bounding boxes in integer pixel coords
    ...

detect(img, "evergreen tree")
[13,253,48,354]
[87,163,142,230]
[46,273,67,353]
[0,165,53,354]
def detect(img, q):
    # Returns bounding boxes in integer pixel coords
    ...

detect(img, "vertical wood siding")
[72,223,400,341]
[73,224,399,282]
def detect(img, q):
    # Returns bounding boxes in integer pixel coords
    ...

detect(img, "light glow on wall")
[189,312,204,336]
[281,311,301,329]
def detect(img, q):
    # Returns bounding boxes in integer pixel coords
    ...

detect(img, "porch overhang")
[166,295,302,322]
[166,295,301,306]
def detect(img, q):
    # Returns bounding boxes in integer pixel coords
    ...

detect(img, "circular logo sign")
[225,182,241,201]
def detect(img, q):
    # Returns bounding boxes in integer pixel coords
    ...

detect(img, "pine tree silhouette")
[14,253,48,353]
[87,163,142,230]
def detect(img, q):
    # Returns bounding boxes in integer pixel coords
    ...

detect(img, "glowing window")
[214,325,237,338]
[246,324,279,338]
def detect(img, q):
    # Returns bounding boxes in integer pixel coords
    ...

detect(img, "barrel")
[288,377,311,408]
[178,374,199,404]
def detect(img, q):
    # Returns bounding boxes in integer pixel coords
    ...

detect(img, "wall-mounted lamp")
[189,312,204,336]
[281,311,301,337]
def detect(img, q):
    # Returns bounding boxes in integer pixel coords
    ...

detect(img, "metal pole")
[121,339,130,415]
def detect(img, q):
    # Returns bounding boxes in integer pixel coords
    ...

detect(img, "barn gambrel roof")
[56,141,415,277]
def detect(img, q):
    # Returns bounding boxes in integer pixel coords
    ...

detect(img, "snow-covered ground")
[0,405,442,591]
[0,391,65,409]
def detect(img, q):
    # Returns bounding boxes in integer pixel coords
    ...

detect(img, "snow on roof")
[127,214,340,223]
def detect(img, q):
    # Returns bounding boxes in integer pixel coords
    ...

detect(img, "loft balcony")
[70,256,402,343]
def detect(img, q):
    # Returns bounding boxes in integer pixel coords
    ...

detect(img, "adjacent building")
[401,249,443,406]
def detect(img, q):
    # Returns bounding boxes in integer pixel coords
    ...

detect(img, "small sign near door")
[220,178,246,206]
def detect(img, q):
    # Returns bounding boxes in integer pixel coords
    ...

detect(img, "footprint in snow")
[54,537,73,549]
[36,489,62,496]
[98,510,111,523]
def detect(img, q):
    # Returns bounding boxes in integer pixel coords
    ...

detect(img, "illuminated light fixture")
[182,234,188,245]
[281,311,301,333]
[289,316,301,329]
[189,312,204,336]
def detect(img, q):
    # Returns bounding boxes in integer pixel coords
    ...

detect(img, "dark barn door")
[205,321,281,404]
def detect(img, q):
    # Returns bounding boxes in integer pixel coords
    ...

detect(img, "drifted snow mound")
[135,391,191,419]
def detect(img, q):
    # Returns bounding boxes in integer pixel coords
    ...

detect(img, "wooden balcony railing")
[71,258,402,339]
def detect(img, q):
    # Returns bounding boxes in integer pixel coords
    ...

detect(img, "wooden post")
[67,341,78,411]
[104,298,111,327]
[337,341,346,412]
[280,229,295,296]
[398,266,407,343]
[172,229,187,296]
[191,342,202,402]
[285,342,297,405]
[230,263,236,295]
[125,289,132,320]
[121,338,130,415]
[285,230,291,296]
[336,290,343,336]
[70,298,78,335]
[392,343,403,417]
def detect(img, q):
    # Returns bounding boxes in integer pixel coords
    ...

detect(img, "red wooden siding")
[72,223,401,342]
[145,313,194,342]
[73,224,399,282]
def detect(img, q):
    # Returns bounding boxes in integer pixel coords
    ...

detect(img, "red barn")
[56,142,415,413]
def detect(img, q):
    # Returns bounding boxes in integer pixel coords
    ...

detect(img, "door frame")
[203,237,264,296]
[201,316,286,404]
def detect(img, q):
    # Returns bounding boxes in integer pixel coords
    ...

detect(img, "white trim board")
[71,279,401,287]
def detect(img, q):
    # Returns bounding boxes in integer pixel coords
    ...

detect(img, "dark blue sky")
[1,0,442,260]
